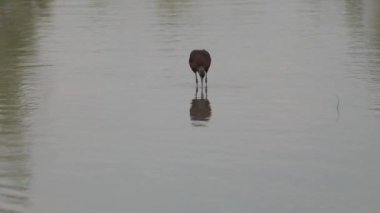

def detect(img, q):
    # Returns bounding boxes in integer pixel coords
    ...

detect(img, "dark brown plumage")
[189,49,211,86]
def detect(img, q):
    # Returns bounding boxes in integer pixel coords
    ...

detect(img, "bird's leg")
[205,85,208,99]
[194,86,199,99]
[195,73,198,86]
[205,73,208,85]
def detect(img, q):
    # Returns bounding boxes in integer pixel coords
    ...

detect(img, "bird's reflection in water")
[190,86,212,127]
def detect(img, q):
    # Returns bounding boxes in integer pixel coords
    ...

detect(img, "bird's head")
[198,67,206,78]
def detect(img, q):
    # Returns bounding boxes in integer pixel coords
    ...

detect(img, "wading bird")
[189,49,211,87]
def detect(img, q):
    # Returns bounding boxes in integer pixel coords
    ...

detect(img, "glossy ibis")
[189,49,211,87]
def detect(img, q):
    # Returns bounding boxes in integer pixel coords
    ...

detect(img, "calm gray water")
[1,0,380,212]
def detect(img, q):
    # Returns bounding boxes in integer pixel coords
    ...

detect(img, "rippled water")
[1,0,380,212]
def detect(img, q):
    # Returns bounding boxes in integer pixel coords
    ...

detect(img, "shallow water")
[1,0,380,212]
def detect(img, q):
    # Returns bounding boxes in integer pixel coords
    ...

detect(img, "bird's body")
[189,49,211,86]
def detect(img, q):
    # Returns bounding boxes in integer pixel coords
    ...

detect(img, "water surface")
[1,0,380,212]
